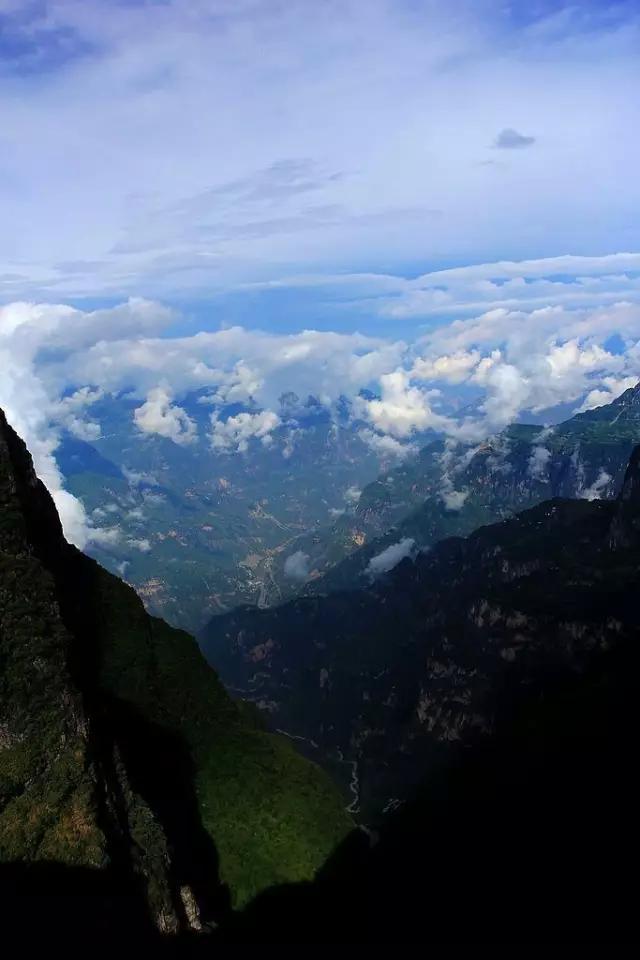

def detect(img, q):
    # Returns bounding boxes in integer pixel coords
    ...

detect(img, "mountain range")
[268,382,640,596]
[202,385,640,818]
[3,389,640,942]
[60,384,640,636]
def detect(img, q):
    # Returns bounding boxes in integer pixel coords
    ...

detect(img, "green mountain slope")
[0,408,351,928]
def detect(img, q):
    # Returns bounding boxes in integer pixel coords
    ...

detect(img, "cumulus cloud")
[49,386,103,441]
[493,128,535,149]
[283,550,310,581]
[2,253,640,551]
[573,376,638,413]
[57,325,404,411]
[134,385,197,445]
[366,538,415,577]
[0,298,172,546]
[210,409,281,453]
[360,371,448,439]
[412,351,482,384]
[359,428,416,460]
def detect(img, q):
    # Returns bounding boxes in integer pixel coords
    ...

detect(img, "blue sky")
[1,1,640,544]
[0,0,639,321]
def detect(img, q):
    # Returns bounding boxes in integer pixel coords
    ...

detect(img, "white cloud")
[57,325,404,411]
[128,537,151,553]
[440,488,469,511]
[2,253,640,549]
[344,485,361,504]
[412,351,482,384]
[573,376,639,413]
[528,445,552,481]
[122,466,159,487]
[360,370,448,439]
[366,538,415,577]
[283,550,310,581]
[88,525,122,548]
[0,298,172,546]
[210,409,280,453]
[49,386,103,441]
[134,385,197,445]
[582,468,612,501]
[359,428,416,460]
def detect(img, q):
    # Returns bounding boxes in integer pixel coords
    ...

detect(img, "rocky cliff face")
[203,441,640,818]
[0,409,351,934]
[1,410,178,932]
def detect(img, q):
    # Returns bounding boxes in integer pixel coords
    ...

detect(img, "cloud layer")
[2,252,640,546]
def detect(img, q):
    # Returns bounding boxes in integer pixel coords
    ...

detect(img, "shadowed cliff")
[0,408,352,934]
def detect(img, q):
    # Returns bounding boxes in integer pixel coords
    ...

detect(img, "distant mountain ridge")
[270,383,640,596]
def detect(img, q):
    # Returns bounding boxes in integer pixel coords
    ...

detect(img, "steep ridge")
[0,409,351,934]
[271,384,640,596]
[202,438,640,819]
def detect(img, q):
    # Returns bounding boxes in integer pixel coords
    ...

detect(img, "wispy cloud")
[0,1,638,299]
[493,128,536,149]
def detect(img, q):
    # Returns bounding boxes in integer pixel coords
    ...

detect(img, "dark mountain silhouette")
[0,408,350,937]
[2,406,640,944]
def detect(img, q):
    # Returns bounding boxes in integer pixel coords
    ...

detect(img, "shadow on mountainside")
[59,552,231,928]
[0,862,159,943]
[2,615,637,945]
[3,412,639,944]
[3,419,229,929]
[224,634,639,944]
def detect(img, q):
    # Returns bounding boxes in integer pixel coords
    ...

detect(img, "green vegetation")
[80,560,352,906]
[0,407,352,920]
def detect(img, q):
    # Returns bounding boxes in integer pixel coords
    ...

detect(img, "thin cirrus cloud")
[0,1,638,299]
